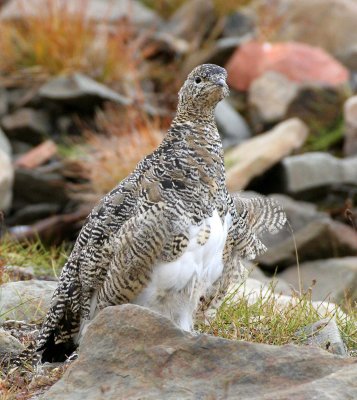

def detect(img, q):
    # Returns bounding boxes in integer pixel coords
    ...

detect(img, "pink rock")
[226,41,349,91]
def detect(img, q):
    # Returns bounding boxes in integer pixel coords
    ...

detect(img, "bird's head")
[177,64,229,119]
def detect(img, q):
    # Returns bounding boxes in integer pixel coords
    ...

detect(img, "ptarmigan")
[36,64,286,362]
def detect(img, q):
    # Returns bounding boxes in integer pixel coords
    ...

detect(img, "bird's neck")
[173,102,217,127]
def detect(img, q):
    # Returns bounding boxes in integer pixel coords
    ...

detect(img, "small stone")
[295,318,348,357]
[3,265,35,282]
[0,280,57,323]
[1,108,51,145]
[225,118,308,191]
[344,96,357,156]
[0,328,24,357]
[215,98,251,149]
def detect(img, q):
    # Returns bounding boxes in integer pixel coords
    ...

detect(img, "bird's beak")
[216,77,227,87]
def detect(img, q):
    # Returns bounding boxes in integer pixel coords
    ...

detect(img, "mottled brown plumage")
[32,64,286,363]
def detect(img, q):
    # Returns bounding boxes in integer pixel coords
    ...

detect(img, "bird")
[34,64,286,363]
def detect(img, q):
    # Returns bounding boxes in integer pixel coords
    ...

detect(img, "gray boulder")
[44,304,356,400]
[0,280,56,323]
[279,152,357,196]
[38,73,131,110]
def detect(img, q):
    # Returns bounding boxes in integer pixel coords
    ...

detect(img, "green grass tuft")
[0,237,69,281]
[198,283,357,355]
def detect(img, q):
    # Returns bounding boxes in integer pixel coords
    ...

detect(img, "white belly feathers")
[133,209,232,330]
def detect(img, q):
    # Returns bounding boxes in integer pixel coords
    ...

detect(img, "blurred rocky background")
[0,0,356,398]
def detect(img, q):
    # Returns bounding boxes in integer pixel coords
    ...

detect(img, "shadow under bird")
[32,64,287,362]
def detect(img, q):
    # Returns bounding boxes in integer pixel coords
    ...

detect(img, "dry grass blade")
[0,0,145,84]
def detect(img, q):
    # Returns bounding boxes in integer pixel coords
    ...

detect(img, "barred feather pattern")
[11,64,286,365]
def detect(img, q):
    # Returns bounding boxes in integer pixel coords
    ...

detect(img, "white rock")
[225,118,309,191]
[344,96,357,156]
[0,149,13,211]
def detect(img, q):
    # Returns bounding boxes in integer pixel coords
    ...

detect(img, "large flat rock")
[44,304,356,400]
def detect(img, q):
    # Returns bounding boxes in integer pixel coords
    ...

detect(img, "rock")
[2,265,35,282]
[163,0,215,49]
[250,0,357,68]
[215,98,251,149]
[222,11,255,38]
[257,220,357,270]
[249,71,299,126]
[280,257,357,303]
[295,318,348,357]
[0,280,56,323]
[344,96,357,156]
[38,73,131,110]
[45,304,355,400]
[0,328,24,357]
[225,118,308,192]
[227,275,349,323]
[226,41,349,92]
[13,166,70,208]
[1,108,51,145]
[0,88,8,117]
[183,36,249,76]
[0,0,160,28]
[15,140,57,169]
[0,126,11,156]
[6,203,60,226]
[248,71,345,133]
[0,149,14,211]
[339,44,357,71]
[261,194,328,246]
[285,84,346,135]
[278,152,357,196]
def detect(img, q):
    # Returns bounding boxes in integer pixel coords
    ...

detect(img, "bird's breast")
[134,209,232,307]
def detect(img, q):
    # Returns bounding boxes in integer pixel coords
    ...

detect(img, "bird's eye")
[195,77,202,84]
